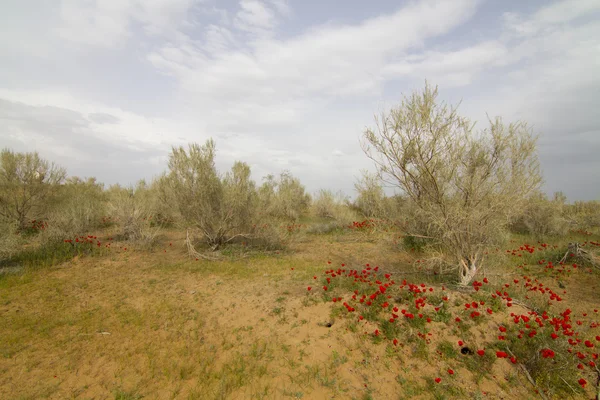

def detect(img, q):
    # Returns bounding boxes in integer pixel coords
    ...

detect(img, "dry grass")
[1,226,599,399]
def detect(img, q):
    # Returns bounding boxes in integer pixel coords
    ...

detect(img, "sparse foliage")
[510,191,569,239]
[258,172,311,221]
[107,182,160,246]
[353,170,386,218]
[565,200,600,229]
[362,83,542,284]
[166,140,258,250]
[0,219,21,260]
[310,189,357,232]
[0,149,66,230]
[41,176,107,242]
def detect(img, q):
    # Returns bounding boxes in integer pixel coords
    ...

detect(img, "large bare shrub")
[258,172,311,221]
[167,140,258,250]
[362,83,541,285]
[0,149,66,230]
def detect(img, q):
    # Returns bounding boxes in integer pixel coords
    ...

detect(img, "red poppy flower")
[447,369,454,375]
[496,351,508,358]
[434,377,441,383]
[578,378,587,388]
[540,349,555,358]
[477,350,485,356]
[307,286,312,291]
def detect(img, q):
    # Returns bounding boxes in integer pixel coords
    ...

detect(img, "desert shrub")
[510,191,568,239]
[0,220,21,261]
[362,82,541,285]
[106,182,160,247]
[41,176,107,243]
[308,190,358,234]
[148,174,179,226]
[311,189,338,219]
[166,140,260,250]
[565,200,600,229]
[0,149,66,230]
[351,171,407,225]
[353,170,385,218]
[258,172,311,222]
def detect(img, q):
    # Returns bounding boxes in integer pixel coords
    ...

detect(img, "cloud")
[234,0,279,34]
[1,0,599,200]
[503,0,600,37]
[88,113,121,124]
[56,0,201,48]
[148,0,482,139]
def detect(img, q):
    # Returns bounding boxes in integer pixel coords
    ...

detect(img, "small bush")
[258,172,311,222]
[510,192,568,239]
[41,177,107,244]
[106,182,161,247]
[565,200,600,229]
[0,149,66,230]
[0,220,21,261]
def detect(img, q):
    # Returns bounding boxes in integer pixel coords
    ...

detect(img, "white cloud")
[149,0,481,133]
[234,0,278,34]
[503,0,600,37]
[56,0,201,47]
[1,0,599,199]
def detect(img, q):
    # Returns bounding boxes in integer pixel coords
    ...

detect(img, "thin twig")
[505,347,548,400]
[559,376,577,395]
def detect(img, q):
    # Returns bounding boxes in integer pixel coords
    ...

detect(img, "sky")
[1,0,599,201]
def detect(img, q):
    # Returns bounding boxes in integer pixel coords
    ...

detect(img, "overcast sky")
[1,0,599,200]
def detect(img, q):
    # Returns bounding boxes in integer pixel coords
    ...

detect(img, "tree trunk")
[459,257,477,286]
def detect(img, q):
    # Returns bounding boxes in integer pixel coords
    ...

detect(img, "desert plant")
[0,219,21,261]
[565,200,600,229]
[258,172,311,222]
[353,170,386,218]
[106,182,160,246]
[361,82,541,285]
[167,140,259,250]
[309,190,357,233]
[510,191,568,239]
[311,189,338,219]
[148,173,179,226]
[41,176,107,242]
[0,149,66,230]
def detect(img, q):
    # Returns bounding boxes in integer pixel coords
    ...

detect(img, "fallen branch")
[560,242,598,268]
[505,347,548,400]
[186,229,220,261]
